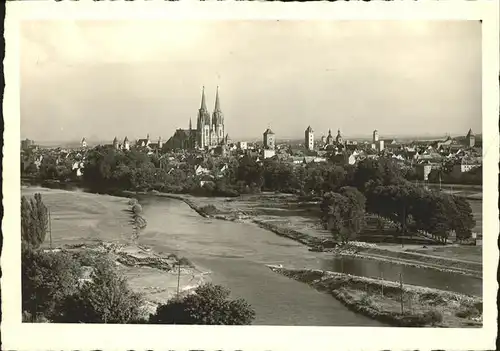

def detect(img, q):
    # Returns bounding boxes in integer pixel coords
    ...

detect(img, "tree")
[237,155,264,190]
[368,184,419,236]
[55,255,144,323]
[320,190,365,245]
[451,196,476,241]
[351,158,404,193]
[22,247,81,321]
[150,283,255,325]
[21,193,48,249]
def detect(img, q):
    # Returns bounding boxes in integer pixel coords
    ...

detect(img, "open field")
[269,266,482,328]
[406,245,482,264]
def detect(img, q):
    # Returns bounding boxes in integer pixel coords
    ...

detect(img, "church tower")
[466,128,475,148]
[336,129,343,145]
[197,86,211,149]
[212,86,225,146]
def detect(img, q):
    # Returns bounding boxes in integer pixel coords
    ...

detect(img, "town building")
[197,86,225,149]
[21,138,35,150]
[465,128,475,148]
[263,128,276,159]
[123,137,130,151]
[335,129,343,145]
[416,163,435,181]
[373,130,379,143]
[326,129,334,145]
[137,134,151,148]
[305,126,314,150]
[263,128,275,150]
[165,86,227,151]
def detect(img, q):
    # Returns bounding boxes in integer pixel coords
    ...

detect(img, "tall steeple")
[189,117,192,131]
[214,86,221,112]
[200,86,207,111]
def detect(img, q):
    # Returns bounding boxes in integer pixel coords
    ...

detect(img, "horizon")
[29,131,480,147]
[21,21,482,141]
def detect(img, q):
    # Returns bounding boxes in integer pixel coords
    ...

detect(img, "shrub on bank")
[199,204,220,216]
[150,283,255,325]
[54,256,145,323]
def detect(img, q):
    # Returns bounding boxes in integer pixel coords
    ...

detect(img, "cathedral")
[165,86,228,151]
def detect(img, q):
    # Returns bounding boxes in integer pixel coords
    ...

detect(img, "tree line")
[22,147,477,244]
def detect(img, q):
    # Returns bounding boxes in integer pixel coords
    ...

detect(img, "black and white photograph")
[2,2,498,350]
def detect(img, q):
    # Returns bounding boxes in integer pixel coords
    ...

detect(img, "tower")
[466,128,475,148]
[123,136,130,151]
[197,86,211,149]
[305,126,314,150]
[336,129,343,145]
[263,128,275,150]
[158,136,163,149]
[326,129,333,145]
[373,130,379,143]
[189,118,193,131]
[81,137,87,148]
[113,137,119,150]
[212,86,225,146]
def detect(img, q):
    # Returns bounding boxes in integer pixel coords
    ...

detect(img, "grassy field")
[22,186,132,246]
[406,245,482,264]
[270,266,482,328]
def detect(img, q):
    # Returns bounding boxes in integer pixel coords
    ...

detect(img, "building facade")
[465,128,475,148]
[197,86,225,149]
[263,128,275,150]
[305,126,314,150]
[165,86,227,151]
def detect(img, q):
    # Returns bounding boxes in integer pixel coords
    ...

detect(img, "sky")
[21,20,482,143]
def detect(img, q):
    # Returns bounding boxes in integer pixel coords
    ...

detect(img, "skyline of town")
[21,21,481,142]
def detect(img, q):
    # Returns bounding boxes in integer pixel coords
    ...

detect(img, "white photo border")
[2,1,499,350]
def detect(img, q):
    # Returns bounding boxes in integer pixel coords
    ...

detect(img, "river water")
[23,185,481,325]
[135,195,482,325]
[135,195,386,326]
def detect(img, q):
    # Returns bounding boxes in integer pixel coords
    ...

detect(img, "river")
[22,186,482,325]
[135,195,482,325]
[135,195,386,326]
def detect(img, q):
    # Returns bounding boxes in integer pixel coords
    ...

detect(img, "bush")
[54,255,144,323]
[150,283,255,325]
[128,198,138,206]
[177,257,194,268]
[199,205,219,216]
[22,247,82,321]
[132,203,143,215]
[455,304,481,319]
[421,309,443,325]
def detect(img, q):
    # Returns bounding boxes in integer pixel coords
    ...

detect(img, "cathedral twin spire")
[196,86,225,149]
[197,86,223,128]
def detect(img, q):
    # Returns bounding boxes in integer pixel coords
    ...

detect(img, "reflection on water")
[321,257,481,297]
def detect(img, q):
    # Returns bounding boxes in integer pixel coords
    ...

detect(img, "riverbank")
[22,187,209,317]
[50,240,208,317]
[268,266,482,328]
[133,191,482,278]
